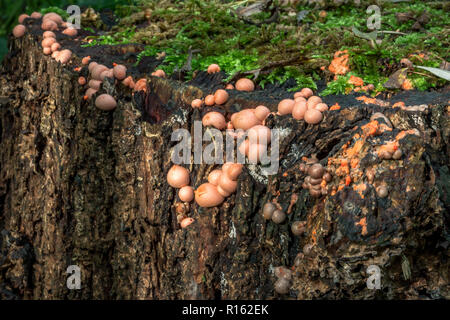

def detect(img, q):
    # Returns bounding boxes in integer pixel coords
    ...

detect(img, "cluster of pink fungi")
[169,63,332,228]
[12,12,168,112]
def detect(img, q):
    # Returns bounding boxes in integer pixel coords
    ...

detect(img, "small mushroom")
[304,108,323,125]
[167,165,190,188]
[207,169,222,185]
[262,202,276,220]
[291,221,306,236]
[235,78,254,92]
[300,88,314,99]
[376,185,388,198]
[308,163,324,179]
[292,101,307,120]
[95,94,117,111]
[202,112,226,130]
[207,64,220,74]
[180,217,194,229]
[204,94,215,106]
[271,210,286,224]
[191,99,203,108]
[113,64,127,80]
[254,105,270,121]
[278,99,295,115]
[12,25,26,38]
[214,89,229,105]
[392,149,402,160]
[274,278,290,294]
[194,183,225,207]
[179,186,194,202]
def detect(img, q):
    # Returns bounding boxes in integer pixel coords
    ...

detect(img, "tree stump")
[0,18,449,300]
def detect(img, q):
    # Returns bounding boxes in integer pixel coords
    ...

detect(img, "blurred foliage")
[1,0,448,93]
[0,0,136,61]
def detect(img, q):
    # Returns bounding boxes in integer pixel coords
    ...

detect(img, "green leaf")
[414,66,450,81]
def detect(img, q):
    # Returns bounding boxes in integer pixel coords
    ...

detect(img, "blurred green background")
[0,0,136,62]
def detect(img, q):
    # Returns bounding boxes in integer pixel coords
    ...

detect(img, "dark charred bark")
[0,26,449,300]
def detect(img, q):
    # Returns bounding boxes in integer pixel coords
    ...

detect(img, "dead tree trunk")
[0,24,449,300]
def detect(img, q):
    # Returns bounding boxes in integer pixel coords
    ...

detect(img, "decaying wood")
[0,23,449,300]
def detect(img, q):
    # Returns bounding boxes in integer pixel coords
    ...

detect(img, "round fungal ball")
[207,64,220,74]
[88,61,99,72]
[88,80,102,90]
[235,78,254,92]
[100,69,114,80]
[13,25,26,38]
[392,149,402,160]
[262,202,276,220]
[291,221,306,236]
[226,164,243,181]
[55,49,72,64]
[225,84,234,90]
[167,165,190,188]
[274,266,292,281]
[62,27,77,36]
[84,88,97,100]
[42,37,56,48]
[204,94,215,106]
[179,186,194,202]
[134,79,147,92]
[202,112,226,130]
[214,89,228,105]
[307,96,322,109]
[95,94,117,111]
[43,47,52,55]
[304,109,323,124]
[191,99,203,108]
[18,14,29,24]
[113,64,127,80]
[50,42,60,52]
[308,163,324,179]
[294,91,304,99]
[92,65,109,80]
[271,209,286,224]
[82,56,91,65]
[278,99,295,115]
[303,243,314,256]
[292,101,307,120]
[295,96,306,103]
[301,88,314,99]
[41,20,58,31]
[315,103,328,112]
[194,183,225,207]
[231,109,261,131]
[274,278,290,294]
[323,172,332,182]
[248,125,271,145]
[254,105,270,121]
[122,76,134,88]
[208,169,222,185]
[180,217,194,229]
[31,12,42,19]
[43,13,63,25]
[218,173,238,194]
[78,77,86,85]
[152,69,166,78]
[43,31,56,39]
[376,186,388,198]
[51,51,60,59]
